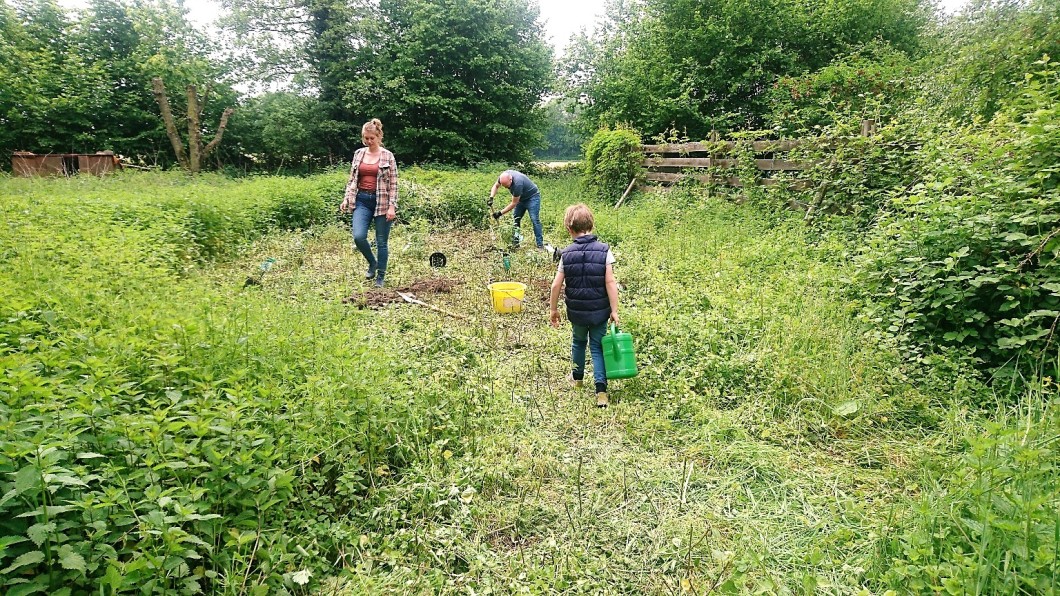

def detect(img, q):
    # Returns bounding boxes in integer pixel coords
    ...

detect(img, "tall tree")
[220,0,372,157]
[564,0,931,139]
[346,0,553,163]
[222,0,552,164]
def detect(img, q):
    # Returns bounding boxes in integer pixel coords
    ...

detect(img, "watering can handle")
[607,322,623,358]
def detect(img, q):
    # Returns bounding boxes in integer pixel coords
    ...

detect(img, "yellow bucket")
[488,282,526,314]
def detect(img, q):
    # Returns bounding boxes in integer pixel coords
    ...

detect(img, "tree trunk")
[151,77,234,174]
[186,85,202,174]
[151,78,189,170]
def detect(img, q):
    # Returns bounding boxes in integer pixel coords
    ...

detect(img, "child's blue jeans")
[571,320,608,388]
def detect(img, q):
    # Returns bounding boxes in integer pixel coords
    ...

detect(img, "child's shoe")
[596,392,609,408]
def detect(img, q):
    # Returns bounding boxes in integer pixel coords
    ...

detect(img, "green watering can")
[602,322,638,380]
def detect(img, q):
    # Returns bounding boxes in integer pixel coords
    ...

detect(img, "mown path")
[220,213,939,594]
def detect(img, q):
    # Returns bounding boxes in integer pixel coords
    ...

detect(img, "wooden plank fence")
[641,139,813,190]
[640,120,877,192]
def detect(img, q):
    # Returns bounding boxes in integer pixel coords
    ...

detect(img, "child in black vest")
[549,204,620,408]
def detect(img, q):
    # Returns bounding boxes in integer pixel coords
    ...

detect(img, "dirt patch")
[342,290,404,309]
[342,276,462,309]
[398,277,461,294]
[528,277,552,300]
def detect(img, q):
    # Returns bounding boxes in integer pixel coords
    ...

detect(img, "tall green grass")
[2,170,1055,594]
[0,172,488,593]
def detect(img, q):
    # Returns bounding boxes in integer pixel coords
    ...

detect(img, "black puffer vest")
[562,235,611,326]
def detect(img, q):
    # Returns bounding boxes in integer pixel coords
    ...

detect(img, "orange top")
[357,161,379,192]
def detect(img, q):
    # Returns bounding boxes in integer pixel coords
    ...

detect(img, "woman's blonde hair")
[564,203,595,234]
[362,118,384,142]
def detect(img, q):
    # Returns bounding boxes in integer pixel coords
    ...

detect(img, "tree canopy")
[0,0,235,165]
[220,0,553,164]
[4,0,1056,169]
[562,0,931,139]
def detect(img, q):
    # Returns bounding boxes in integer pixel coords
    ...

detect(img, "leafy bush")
[582,126,642,202]
[766,43,917,134]
[924,0,1060,123]
[399,167,499,228]
[855,59,1060,380]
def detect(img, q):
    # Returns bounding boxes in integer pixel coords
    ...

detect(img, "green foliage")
[342,0,553,165]
[0,0,235,166]
[924,0,1060,123]
[766,43,917,134]
[856,59,1060,380]
[581,126,642,202]
[225,92,335,172]
[533,98,584,161]
[223,0,554,165]
[1,166,1055,594]
[0,171,490,592]
[878,390,1060,593]
[563,0,931,138]
[399,167,500,228]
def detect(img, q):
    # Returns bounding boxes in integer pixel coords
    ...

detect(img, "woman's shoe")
[374,277,385,288]
[596,392,609,408]
[365,267,377,280]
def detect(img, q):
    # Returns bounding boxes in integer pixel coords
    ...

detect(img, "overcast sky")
[59,0,972,55]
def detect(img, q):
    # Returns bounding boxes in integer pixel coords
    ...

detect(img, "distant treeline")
[2,0,1058,172]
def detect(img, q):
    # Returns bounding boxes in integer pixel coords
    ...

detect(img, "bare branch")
[203,108,236,159]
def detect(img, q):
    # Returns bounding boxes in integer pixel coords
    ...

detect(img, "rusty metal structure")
[12,151,121,177]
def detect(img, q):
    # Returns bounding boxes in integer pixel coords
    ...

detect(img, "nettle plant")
[877,388,1060,593]
[0,173,478,594]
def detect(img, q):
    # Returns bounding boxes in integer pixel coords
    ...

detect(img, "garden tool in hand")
[243,257,276,288]
[486,195,501,246]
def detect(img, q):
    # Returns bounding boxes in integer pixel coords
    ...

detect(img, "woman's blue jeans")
[571,320,608,387]
[351,191,392,279]
[512,192,543,248]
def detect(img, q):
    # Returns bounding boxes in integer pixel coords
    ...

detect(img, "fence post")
[709,131,720,188]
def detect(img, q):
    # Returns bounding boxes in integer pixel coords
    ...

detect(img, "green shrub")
[766,43,917,134]
[582,126,643,202]
[856,60,1060,382]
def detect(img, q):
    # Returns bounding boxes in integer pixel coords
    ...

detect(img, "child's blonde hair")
[564,203,595,234]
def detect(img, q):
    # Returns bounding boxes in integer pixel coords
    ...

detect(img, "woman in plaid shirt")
[340,118,399,287]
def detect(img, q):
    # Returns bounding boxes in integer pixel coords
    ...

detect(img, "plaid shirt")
[344,147,398,216]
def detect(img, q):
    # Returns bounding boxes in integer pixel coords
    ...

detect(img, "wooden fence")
[640,120,877,192]
[12,151,120,177]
